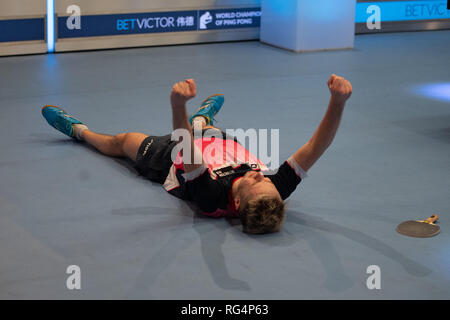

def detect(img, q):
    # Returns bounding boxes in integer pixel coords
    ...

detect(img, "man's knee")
[117,132,148,161]
[113,133,128,150]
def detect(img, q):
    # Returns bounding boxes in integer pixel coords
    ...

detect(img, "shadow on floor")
[285,210,431,280]
[118,202,252,298]
[391,115,450,144]
[114,202,431,296]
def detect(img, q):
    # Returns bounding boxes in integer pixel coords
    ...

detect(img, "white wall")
[261,0,355,52]
[0,0,46,18]
[0,0,47,56]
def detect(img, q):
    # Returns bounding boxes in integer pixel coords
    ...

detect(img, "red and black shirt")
[163,131,307,218]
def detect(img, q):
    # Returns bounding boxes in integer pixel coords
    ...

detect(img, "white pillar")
[260,0,356,52]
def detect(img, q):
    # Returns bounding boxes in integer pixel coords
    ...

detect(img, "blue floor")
[1,30,449,299]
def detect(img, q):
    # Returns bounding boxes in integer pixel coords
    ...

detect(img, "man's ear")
[233,197,240,211]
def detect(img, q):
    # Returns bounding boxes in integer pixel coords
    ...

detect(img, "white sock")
[73,124,88,140]
[192,116,206,129]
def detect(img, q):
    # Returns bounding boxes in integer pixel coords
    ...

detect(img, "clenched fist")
[171,78,197,107]
[327,74,352,106]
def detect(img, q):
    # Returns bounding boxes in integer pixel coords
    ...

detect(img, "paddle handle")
[425,214,439,224]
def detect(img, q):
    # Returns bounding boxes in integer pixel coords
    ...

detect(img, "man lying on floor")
[42,74,352,234]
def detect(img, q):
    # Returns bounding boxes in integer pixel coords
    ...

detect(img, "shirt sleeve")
[267,156,308,200]
[183,164,225,213]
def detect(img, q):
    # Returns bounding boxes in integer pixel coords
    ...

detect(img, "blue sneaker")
[41,105,84,138]
[189,94,224,126]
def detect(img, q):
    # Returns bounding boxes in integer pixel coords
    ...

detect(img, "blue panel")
[356,1,450,23]
[0,18,45,43]
[58,11,197,38]
[57,8,261,39]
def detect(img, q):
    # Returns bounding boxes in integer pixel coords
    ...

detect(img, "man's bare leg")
[82,130,148,161]
[81,122,217,162]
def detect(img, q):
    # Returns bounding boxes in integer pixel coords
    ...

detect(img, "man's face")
[237,171,281,205]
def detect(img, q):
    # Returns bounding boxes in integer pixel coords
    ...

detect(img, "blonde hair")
[239,195,286,234]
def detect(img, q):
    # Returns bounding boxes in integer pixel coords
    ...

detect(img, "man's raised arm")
[170,78,205,173]
[292,74,353,172]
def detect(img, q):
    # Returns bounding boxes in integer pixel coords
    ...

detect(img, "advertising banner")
[58,8,261,39]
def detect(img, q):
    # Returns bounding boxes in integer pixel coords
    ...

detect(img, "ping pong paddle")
[396,214,440,238]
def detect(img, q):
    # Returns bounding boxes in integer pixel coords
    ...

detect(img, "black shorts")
[135,135,177,184]
[135,129,238,184]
